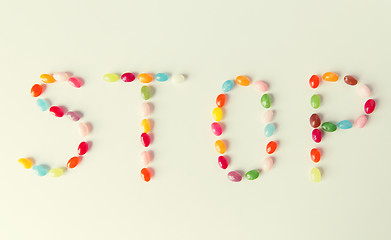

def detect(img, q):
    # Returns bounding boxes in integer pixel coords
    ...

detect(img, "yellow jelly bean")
[49,167,66,178]
[141,119,151,133]
[40,74,56,83]
[215,140,226,154]
[212,107,223,121]
[138,73,153,83]
[322,72,338,82]
[310,167,322,183]
[18,158,33,169]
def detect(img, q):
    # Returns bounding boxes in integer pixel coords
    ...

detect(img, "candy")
[155,73,169,82]
[31,84,44,97]
[211,122,223,136]
[310,148,321,163]
[344,75,358,86]
[358,84,371,98]
[172,74,185,84]
[78,142,89,155]
[67,111,81,121]
[235,76,250,86]
[266,141,277,154]
[141,119,151,133]
[261,94,271,109]
[222,80,234,92]
[53,72,69,81]
[36,99,50,111]
[212,107,223,121]
[67,157,80,168]
[310,113,321,128]
[321,122,337,132]
[263,110,274,123]
[138,73,153,83]
[18,158,33,169]
[322,72,338,82]
[215,140,226,154]
[216,94,226,108]
[355,115,367,128]
[254,81,268,92]
[103,73,120,83]
[309,75,320,89]
[310,167,321,183]
[141,168,151,182]
[263,157,274,171]
[218,156,228,169]
[337,120,353,129]
[121,72,136,82]
[40,74,56,83]
[141,103,153,117]
[141,151,152,165]
[227,171,242,182]
[141,133,151,147]
[245,170,260,180]
[311,94,321,109]
[264,123,275,137]
[141,86,152,100]
[68,77,83,88]
[312,129,322,143]
[32,165,49,176]
[79,122,90,137]
[364,99,376,114]
[49,167,65,178]
[49,106,65,117]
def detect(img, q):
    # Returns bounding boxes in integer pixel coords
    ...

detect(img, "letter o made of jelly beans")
[212,76,278,182]
[19,72,92,178]
[308,73,376,183]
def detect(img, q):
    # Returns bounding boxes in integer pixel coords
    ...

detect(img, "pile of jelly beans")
[19,72,91,177]
[104,72,185,182]
[309,72,376,183]
[212,76,278,182]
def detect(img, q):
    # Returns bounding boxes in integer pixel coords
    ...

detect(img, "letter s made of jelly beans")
[104,72,186,182]
[308,73,376,183]
[19,72,92,178]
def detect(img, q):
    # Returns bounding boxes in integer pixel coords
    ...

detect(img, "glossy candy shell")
[309,75,320,89]
[218,156,228,169]
[261,94,271,109]
[121,72,136,82]
[103,73,119,82]
[364,99,376,114]
[155,73,169,82]
[141,133,151,147]
[344,75,358,86]
[337,120,353,129]
[222,80,234,92]
[215,140,226,154]
[312,129,322,143]
[32,165,49,176]
[141,168,151,182]
[31,84,43,97]
[211,122,223,136]
[321,122,337,132]
[216,94,226,108]
[40,74,56,83]
[310,114,321,128]
[322,72,338,82]
[68,77,83,88]
[141,86,152,100]
[138,73,153,83]
[78,142,89,155]
[227,171,242,182]
[67,157,80,168]
[264,123,275,137]
[311,95,321,109]
[245,170,260,180]
[310,167,321,183]
[212,107,223,121]
[235,76,250,86]
[266,141,277,154]
[310,148,321,163]
[49,106,64,117]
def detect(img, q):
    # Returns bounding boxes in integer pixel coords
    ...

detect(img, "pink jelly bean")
[364,99,376,114]
[263,157,274,171]
[211,122,223,136]
[141,103,153,117]
[254,81,268,92]
[68,77,83,88]
[227,171,242,182]
[263,110,274,123]
[312,129,322,143]
[218,156,228,169]
[78,142,89,155]
[121,72,136,82]
[67,111,81,121]
[78,122,90,137]
[358,84,371,98]
[49,106,64,117]
[141,151,152,165]
[355,115,367,128]
[141,133,151,147]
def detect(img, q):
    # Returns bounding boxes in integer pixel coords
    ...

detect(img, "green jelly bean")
[103,73,119,82]
[261,94,271,109]
[321,122,337,132]
[245,170,260,180]
[141,86,151,100]
[311,94,321,109]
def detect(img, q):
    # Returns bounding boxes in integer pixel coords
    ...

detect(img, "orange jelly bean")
[215,140,226,154]
[322,72,339,82]
[266,141,277,154]
[31,84,44,97]
[141,168,151,182]
[310,148,321,163]
[235,75,251,86]
[216,94,226,108]
[67,156,80,168]
[138,73,153,83]
[40,74,56,83]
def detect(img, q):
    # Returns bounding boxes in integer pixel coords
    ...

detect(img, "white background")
[0,0,390,239]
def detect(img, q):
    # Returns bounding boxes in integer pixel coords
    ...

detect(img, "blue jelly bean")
[155,73,169,82]
[36,99,50,111]
[264,123,275,137]
[32,165,50,176]
[337,120,353,129]
[222,80,234,92]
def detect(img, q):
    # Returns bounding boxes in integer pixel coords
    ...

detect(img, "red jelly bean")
[218,156,228,169]
[121,72,136,82]
[141,168,151,182]
[31,84,44,97]
[67,156,80,168]
[266,141,277,154]
[78,142,89,155]
[364,99,376,114]
[309,75,320,89]
[310,148,321,163]
[141,133,151,147]
[49,106,64,117]
[312,129,322,143]
[216,94,226,108]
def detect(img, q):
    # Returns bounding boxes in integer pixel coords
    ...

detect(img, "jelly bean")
[172,74,185,84]
[322,72,338,82]
[337,120,353,129]
[79,122,90,137]
[67,111,81,121]
[310,148,321,163]
[215,140,226,154]
[31,84,44,97]
[121,72,136,82]
[310,167,321,183]
[141,151,152,165]
[222,80,234,92]
[32,165,49,176]
[245,170,260,180]
[358,84,371,98]
[18,158,33,169]
[312,129,322,143]
[155,73,169,82]
[227,171,242,182]
[141,86,151,100]
[211,122,223,136]
[67,157,80,168]
[141,119,151,133]
[68,77,83,88]
[49,106,64,117]
[264,123,275,137]
[263,110,274,123]
[364,99,376,114]
[254,81,268,92]
[138,73,153,83]
[216,94,226,108]
[261,94,271,109]
[49,167,65,178]
[141,103,153,117]
[78,141,89,155]
[212,107,223,121]
[36,99,50,111]
[141,168,151,182]
[344,75,358,86]
[355,115,367,128]
[321,122,337,132]
[309,75,320,89]
[40,74,56,83]
[53,72,69,82]
[141,133,151,147]
[235,75,250,86]
[310,113,321,128]
[263,157,274,171]
[266,141,277,154]
[103,73,120,83]
[218,156,228,169]
[311,94,321,109]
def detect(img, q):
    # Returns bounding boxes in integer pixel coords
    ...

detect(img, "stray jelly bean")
[245,170,260,180]
[321,122,337,132]
[310,113,321,128]
[337,120,353,129]
[155,73,169,82]
[309,75,320,89]
[103,73,120,83]
[311,94,321,109]
[36,99,50,111]
[254,81,268,92]
[32,165,49,176]
[211,122,223,136]
[141,168,152,182]
[31,84,44,97]
[49,167,65,178]
[358,84,371,98]
[312,129,322,143]
[67,111,81,121]
[78,142,89,155]
[53,72,69,81]
[264,123,275,137]
[364,99,376,114]
[141,103,153,117]
[310,167,321,183]
[141,151,152,165]
[218,156,228,169]
[79,122,90,137]
[141,119,151,133]
[235,75,250,86]
[172,74,185,84]
[266,141,277,154]
[121,72,136,82]
[49,106,64,117]
[138,73,153,83]
[68,77,83,88]
[263,157,274,171]
[212,107,223,121]
[355,115,367,128]
[67,157,80,168]
[261,94,272,109]
[263,110,274,123]
[310,148,321,163]
[18,158,33,169]
[141,133,151,147]
[216,94,226,108]
[40,74,56,83]
[322,72,338,82]
[222,80,234,92]
[141,86,152,100]
[215,140,226,154]
[227,171,242,182]
[344,75,358,86]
